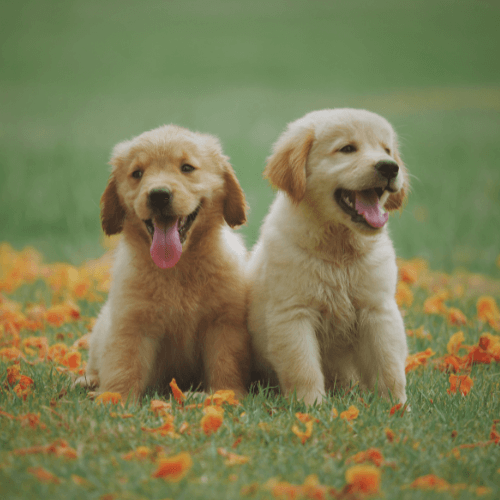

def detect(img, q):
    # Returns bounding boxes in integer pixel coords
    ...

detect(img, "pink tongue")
[150,220,182,268]
[355,190,389,228]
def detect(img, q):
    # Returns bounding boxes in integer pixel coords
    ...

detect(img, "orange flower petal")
[385,428,396,442]
[28,467,61,484]
[347,448,384,467]
[395,282,413,308]
[152,452,193,481]
[204,389,238,407]
[217,447,250,466]
[291,420,314,444]
[201,406,224,435]
[423,290,449,315]
[408,474,450,491]
[95,392,122,405]
[340,405,359,421]
[447,331,465,355]
[447,374,473,396]
[169,378,186,404]
[62,351,81,370]
[150,399,172,416]
[345,464,381,495]
[405,348,435,373]
[0,346,25,360]
[447,308,467,326]
[6,364,21,385]
[477,296,500,329]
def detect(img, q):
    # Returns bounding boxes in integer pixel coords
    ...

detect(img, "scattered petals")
[345,464,381,496]
[406,325,431,340]
[447,374,473,396]
[123,446,153,461]
[423,290,449,314]
[477,296,500,330]
[95,392,122,405]
[447,307,467,326]
[204,390,239,407]
[141,414,178,437]
[201,405,224,435]
[169,378,186,405]
[395,281,413,308]
[291,419,314,444]
[347,448,384,467]
[152,452,193,482]
[150,399,172,416]
[340,405,359,421]
[217,447,250,466]
[447,331,465,355]
[405,348,435,373]
[28,467,62,484]
[407,474,450,491]
[385,428,396,442]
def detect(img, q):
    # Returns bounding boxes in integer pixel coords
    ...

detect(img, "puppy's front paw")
[73,374,99,390]
[295,387,324,406]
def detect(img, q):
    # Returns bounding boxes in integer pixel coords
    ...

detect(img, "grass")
[1,245,500,499]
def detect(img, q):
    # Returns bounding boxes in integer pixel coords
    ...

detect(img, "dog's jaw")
[334,188,389,231]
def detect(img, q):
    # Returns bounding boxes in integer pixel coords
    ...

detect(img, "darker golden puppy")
[75,125,250,400]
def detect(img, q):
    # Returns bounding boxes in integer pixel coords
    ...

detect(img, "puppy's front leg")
[97,310,161,401]
[267,313,325,405]
[202,320,251,399]
[355,302,408,403]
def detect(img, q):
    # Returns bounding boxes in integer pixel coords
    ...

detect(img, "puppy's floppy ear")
[100,175,126,235]
[384,148,409,211]
[223,161,248,227]
[205,134,248,227]
[100,139,131,235]
[264,126,314,203]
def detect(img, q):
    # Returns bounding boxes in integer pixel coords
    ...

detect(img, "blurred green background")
[1,0,499,276]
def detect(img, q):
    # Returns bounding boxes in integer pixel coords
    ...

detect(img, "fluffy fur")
[248,109,409,405]
[74,125,251,400]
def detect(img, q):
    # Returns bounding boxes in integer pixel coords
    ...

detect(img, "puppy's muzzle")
[375,160,399,181]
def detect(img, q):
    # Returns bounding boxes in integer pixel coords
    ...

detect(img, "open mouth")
[334,188,389,229]
[143,205,201,269]
[144,205,200,244]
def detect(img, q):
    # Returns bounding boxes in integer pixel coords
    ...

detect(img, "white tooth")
[380,190,390,206]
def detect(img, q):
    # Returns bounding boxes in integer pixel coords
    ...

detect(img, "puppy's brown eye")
[132,170,143,179]
[340,144,357,153]
[181,164,195,173]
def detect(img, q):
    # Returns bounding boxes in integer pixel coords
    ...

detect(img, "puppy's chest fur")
[309,259,368,347]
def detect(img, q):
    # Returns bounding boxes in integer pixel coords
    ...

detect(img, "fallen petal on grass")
[345,464,381,496]
[95,392,122,405]
[152,452,193,482]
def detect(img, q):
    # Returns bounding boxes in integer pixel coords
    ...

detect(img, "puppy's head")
[264,108,408,234]
[101,125,247,268]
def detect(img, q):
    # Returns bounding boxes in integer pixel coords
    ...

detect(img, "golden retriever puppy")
[248,109,409,406]
[74,125,250,400]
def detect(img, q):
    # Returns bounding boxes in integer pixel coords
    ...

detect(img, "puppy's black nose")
[148,188,173,209]
[375,160,399,180]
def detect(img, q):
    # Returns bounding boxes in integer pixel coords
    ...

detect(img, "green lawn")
[0,261,499,499]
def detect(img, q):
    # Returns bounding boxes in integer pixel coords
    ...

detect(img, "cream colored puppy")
[248,108,409,405]
[74,125,251,400]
